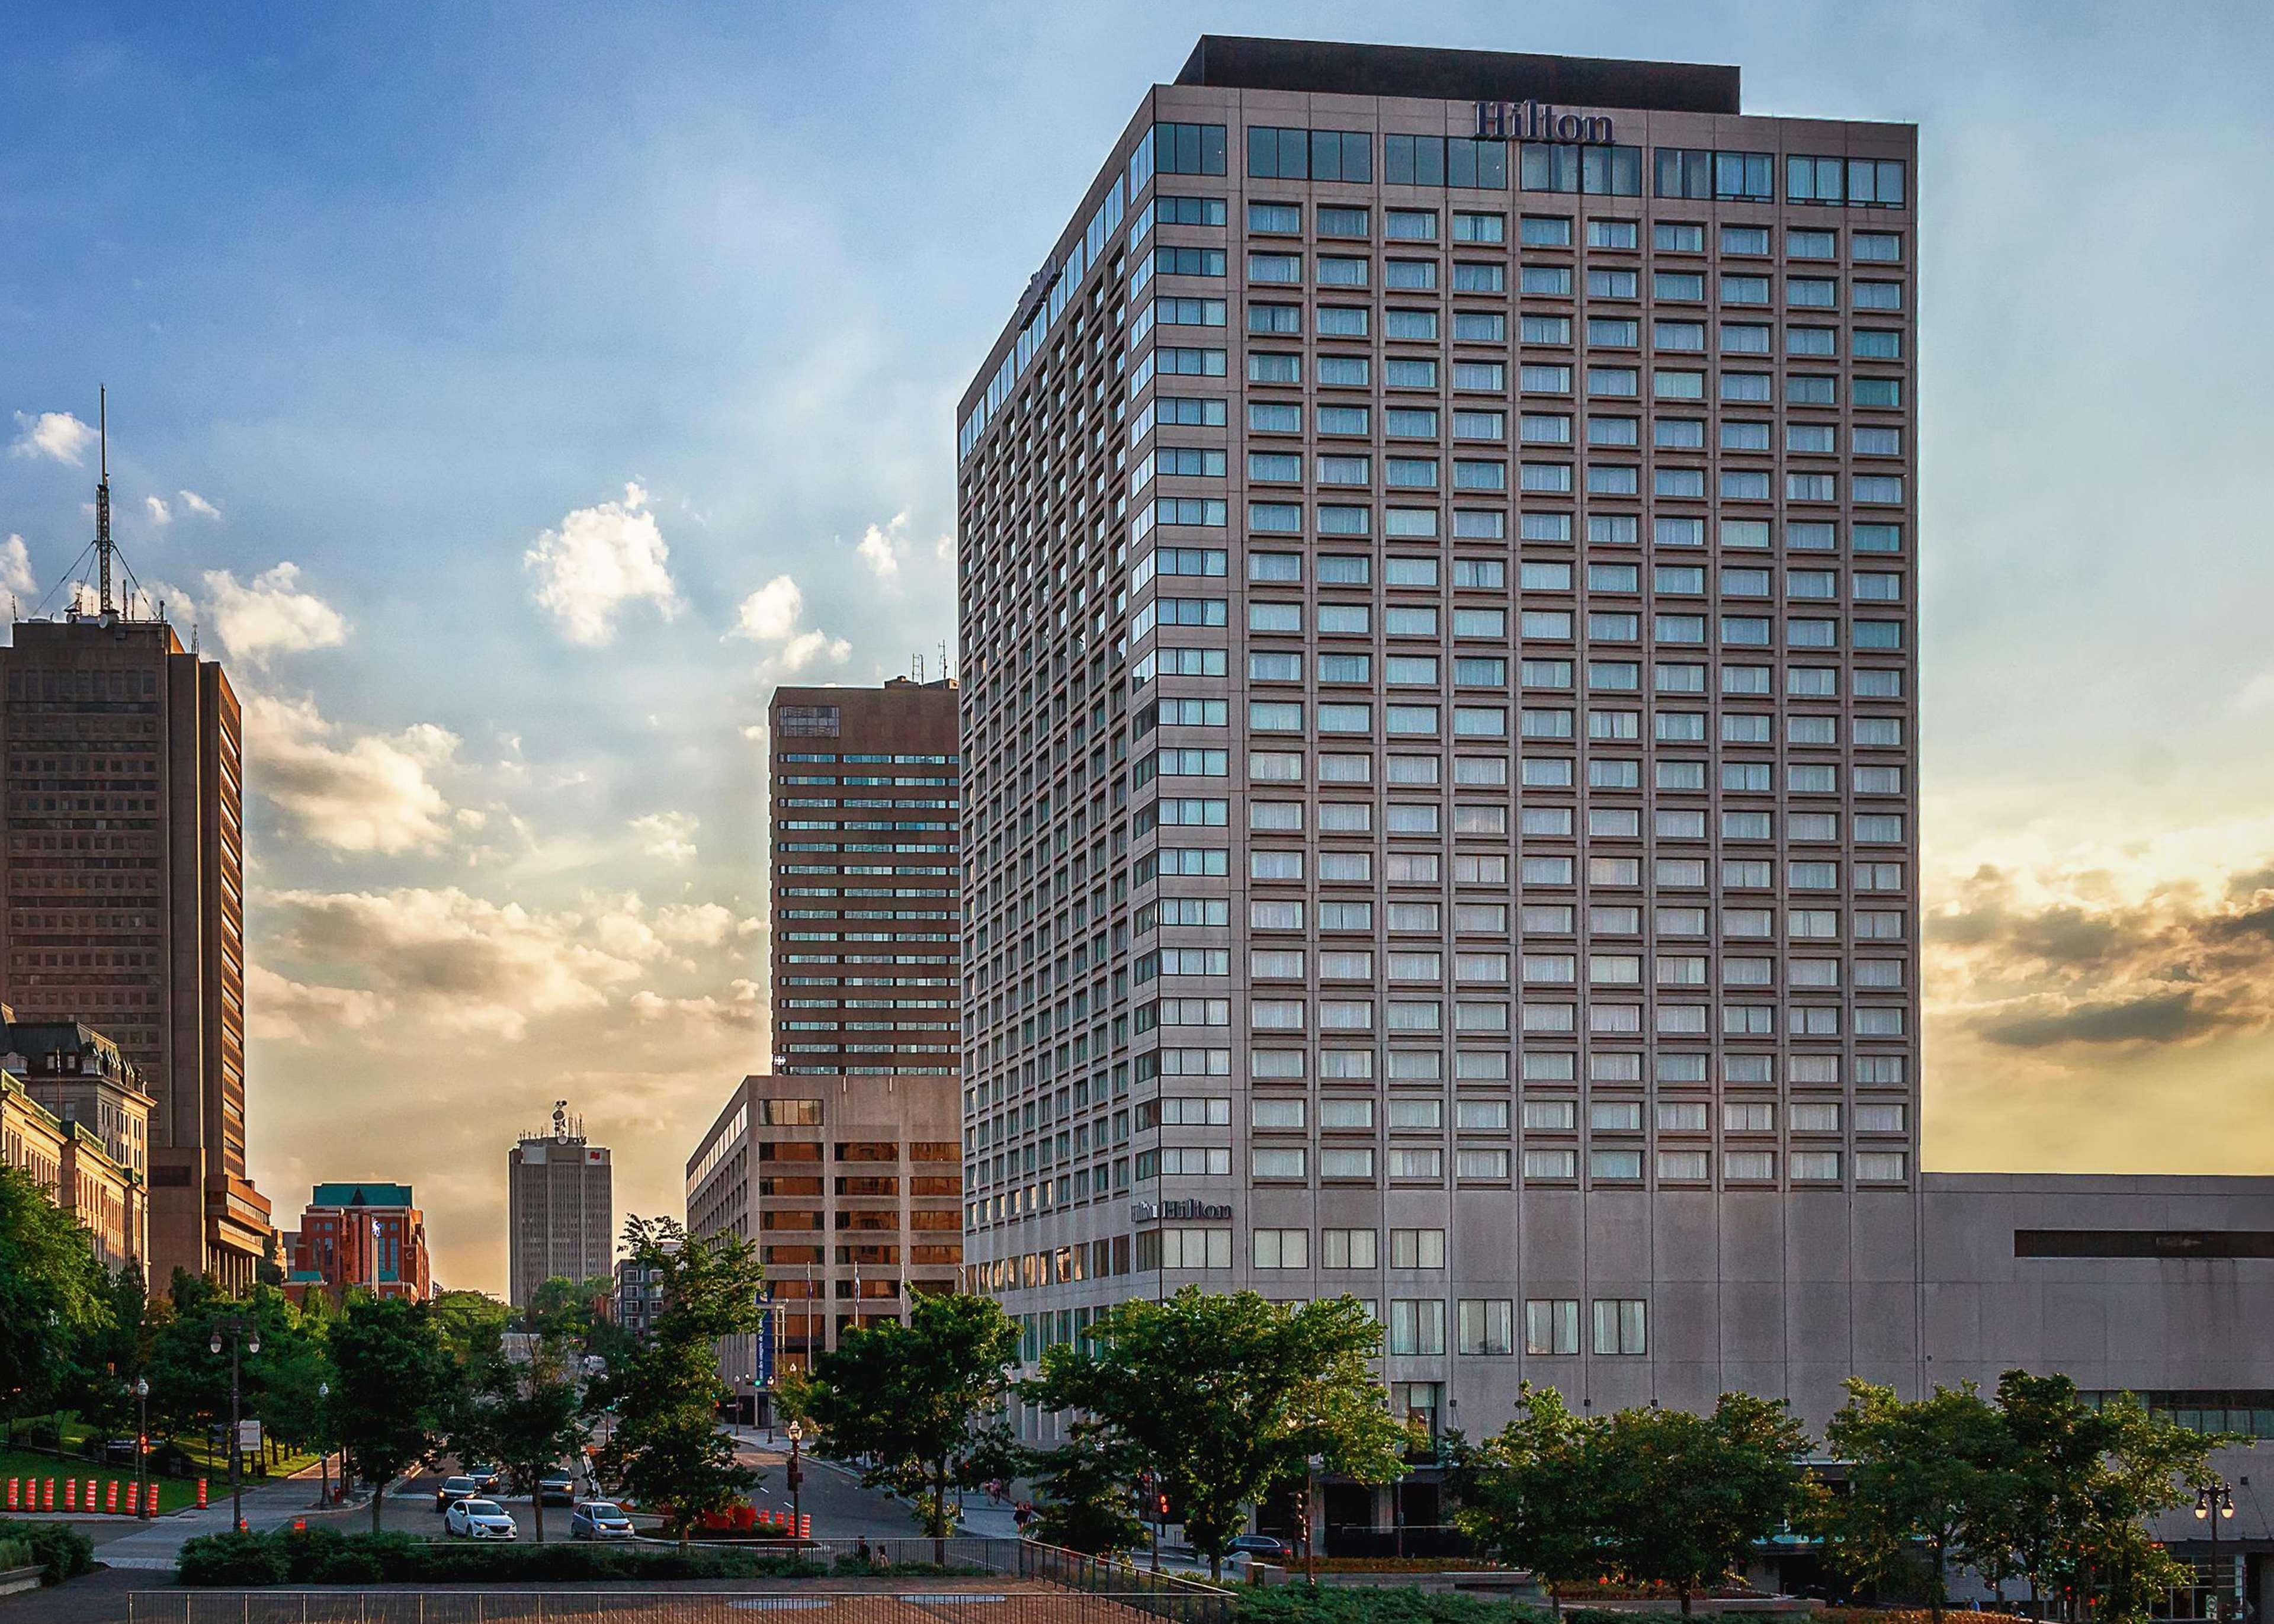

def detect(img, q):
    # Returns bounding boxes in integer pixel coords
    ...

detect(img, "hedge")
[177,1526,828,1586]
[1234,1590,1547,1624]
[0,1521,96,1586]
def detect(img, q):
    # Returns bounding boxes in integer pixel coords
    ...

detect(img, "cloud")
[145,496,171,527]
[732,575,804,641]
[10,410,96,465]
[650,902,760,946]
[524,481,681,645]
[729,572,850,675]
[200,563,349,669]
[0,535,34,598]
[247,962,390,1044]
[263,885,650,1041]
[630,979,762,1029]
[245,691,460,853]
[630,810,698,864]
[855,512,907,580]
[178,490,220,519]
[1929,853,2274,1054]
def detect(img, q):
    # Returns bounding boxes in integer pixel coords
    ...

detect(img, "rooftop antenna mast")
[95,386,114,617]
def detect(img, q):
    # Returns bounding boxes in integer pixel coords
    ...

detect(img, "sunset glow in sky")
[5,2,2272,1292]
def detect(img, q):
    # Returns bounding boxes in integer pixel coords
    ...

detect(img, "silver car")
[570,1500,634,1540]
[444,1498,519,1540]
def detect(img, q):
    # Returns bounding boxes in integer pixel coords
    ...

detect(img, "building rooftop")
[1172,35,1740,114]
[310,1181,416,1208]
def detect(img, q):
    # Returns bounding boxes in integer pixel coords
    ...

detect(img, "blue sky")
[5,2,2273,1291]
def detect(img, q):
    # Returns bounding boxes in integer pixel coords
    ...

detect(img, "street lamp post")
[785,1421,804,1543]
[2194,1477,2236,1620]
[317,1382,332,1509]
[207,1315,261,1533]
[131,1379,150,1519]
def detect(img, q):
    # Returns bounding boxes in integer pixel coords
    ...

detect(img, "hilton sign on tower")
[1474,100,1615,142]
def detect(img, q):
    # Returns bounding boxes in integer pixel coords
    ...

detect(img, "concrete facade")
[1,610,268,1289]
[508,1106,613,1306]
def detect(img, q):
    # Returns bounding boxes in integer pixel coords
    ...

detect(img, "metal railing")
[130,1589,1228,1624]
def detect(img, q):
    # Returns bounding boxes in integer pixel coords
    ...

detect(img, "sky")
[4,2,2273,1295]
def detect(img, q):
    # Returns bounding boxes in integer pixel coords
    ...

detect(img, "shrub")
[177,1531,290,1587]
[175,1529,828,1586]
[0,1538,31,1573]
[1236,1587,1541,1624]
[0,1522,94,1586]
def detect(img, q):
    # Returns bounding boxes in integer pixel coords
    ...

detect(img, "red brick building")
[287,1182,432,1302]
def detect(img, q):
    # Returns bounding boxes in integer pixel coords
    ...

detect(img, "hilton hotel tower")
[954,37,1925,1436]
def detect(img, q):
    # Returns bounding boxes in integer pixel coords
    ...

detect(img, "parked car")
[1226,1534,1292,1562]
[445,1498,519,1540]
[435,1475,482,1513]
[537,1469,578,1506]
[465,1463,502,1491]
[570,1500,634,1540]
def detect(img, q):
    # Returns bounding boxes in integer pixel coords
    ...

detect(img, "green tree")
[1029,1418,1146,1558]
[2069,1392,2223,1623]
[593,1217,766,1549]
[1591,1392,1811,1615]
[63,1262,156,1437]
[429,1290,512,1368]
[329,1294,452,1532]
[453,1336,588,1544]
[1814,1379,2009,1620]
[1452,1384,1602,1616]
[1027,1288,1410,1580]
[797,1294,1022,1556]
[0,1163,110,1434]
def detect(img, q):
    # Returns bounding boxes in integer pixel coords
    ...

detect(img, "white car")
[444,1498,519,1540]
[570,1500,634,1540]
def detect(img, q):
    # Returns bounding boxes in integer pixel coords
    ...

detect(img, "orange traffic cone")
[107,1479,119,1513]
[65,1478,76,1512]
[124,1482,139,1516]
[196,1478,208,1509]
[42,1479,54,1511]
[798,1514,811,1538]
[4,1478,15,1511]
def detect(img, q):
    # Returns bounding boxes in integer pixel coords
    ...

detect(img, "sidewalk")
[84,1469,336,1571]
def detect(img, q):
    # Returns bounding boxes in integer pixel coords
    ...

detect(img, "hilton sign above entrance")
[1474,101,1617,144]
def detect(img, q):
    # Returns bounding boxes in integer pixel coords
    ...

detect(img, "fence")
[1323,1522,1478,1561]
[127,1590,1229,1624]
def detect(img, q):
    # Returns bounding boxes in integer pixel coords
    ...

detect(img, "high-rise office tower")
[0,410,270,1288]
[955,38,1917,1434]
[768,678,961,1078]
[508,1102,612,1305]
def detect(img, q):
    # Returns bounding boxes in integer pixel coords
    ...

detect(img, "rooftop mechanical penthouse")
[951,40,2273,1510]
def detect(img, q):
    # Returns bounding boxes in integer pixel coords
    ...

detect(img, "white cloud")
[145,496,171,527]
[200,563,348,669]
[732,574,804,641]
[245,691,460,853]
[729,572,849,675]
[2231,670,2274,717]
[248,963,390,1044]
[178,490,220,519]
[9,410,97,465]
[0,535,34,598]
[630,810,698,863]
[524,481,681,645]
[630,979,762,1029]
[855,512,908,580]
[263,885,648,1040]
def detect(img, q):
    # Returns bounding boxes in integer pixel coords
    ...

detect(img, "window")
[1524,1298,1580,1355]
[1458,1298,1515,1355]
[1253,1228,1309,1267]
[1388,1298,1447,1356]
[1592,1298,1647,1355]
[1149,123,1227,178]
[1322,1228,1378,1267]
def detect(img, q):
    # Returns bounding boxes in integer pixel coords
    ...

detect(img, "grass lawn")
[0,1445,200,1513]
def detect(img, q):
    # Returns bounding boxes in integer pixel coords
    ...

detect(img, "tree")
[797,1294,1023,1557]
[594,1217,766,1549]
[63,1262,156,1438]
[1027,1288,1410,1581]
[329,1294,452,1532]
[454,1336,588,1545]
[1029,1419,1146,1558]
[1452,1384,1602,1616]
[0,1163,110,1434]
[1814,1379,2009,1620]
[1590,1392,1811,1615]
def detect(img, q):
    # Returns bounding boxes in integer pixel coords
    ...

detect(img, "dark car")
[1227,1534,1292,1562]
[537,1470,578,1506]
[465,1463,502,1491]
[435,1475,481,1513]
